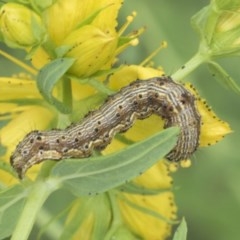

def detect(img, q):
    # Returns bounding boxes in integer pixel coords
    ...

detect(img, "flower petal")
[44,0,122,45]
[118,162,176,239]
[185,83,231,147]
[197,97,231,146]
[62,25,118,77]
[31,47,51,69]
[0,77,41,100]
[0,105,55,182]
[109,65,165,89]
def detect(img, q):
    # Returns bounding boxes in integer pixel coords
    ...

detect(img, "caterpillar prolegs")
[10,76,201,179]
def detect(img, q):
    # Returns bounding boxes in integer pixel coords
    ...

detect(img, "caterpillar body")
[10,76,201,179]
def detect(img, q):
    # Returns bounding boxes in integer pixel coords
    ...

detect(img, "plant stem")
[36,207,63,240]
[0,49,37,75]
[104,191,122,240]
[171,51,209,81]
[62,76,73,111]
[11,180,58,240]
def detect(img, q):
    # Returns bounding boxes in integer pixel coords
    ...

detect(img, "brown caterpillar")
[10,76,201,179]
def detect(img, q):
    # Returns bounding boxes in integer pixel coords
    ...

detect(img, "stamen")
[118,11,137,36]
[140,41,167,66]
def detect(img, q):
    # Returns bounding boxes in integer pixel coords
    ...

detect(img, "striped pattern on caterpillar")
[10,76,201,179]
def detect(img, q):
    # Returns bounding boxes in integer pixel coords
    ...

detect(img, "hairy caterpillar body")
[10,76,201,179]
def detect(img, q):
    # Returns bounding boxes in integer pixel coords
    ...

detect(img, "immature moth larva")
[10,76,201,178]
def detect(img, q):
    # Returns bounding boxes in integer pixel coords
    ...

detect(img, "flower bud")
[213,0,240,11]
[193,0,240,57]
[61,25,118,77]
[214,8,240,50]
[0,3,45,48]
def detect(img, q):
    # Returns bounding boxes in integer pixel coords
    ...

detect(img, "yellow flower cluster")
[0,0,232,239]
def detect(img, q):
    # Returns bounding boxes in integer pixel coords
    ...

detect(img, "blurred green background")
[1,1,240,239]
[119,1,240,240]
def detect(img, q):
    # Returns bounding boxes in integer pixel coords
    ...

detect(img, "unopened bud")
[193,0,240,57]
[0,3,45,48]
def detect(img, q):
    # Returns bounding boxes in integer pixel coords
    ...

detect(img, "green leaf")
[191,5,216,45]
[173,218,188,240]
[118,36,135,48]
[59,198,92,240]
[91,196,111,240]
[0,185,28,239]
[208,61,240,94]
[108,226,139,240]
[118,182,170,195]
[37,58,75,113]
[213,0,240,11]
[31,15,46,43]
[51,127,179,196]
[55,45,73,58]
[30,0,57,12]
[87,78,115,95]
[60,195,111,240]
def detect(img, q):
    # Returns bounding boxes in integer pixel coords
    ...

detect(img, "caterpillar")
[10,76,201,179]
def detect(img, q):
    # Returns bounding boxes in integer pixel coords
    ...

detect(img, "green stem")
[11,180,58,240]
[36,207,63,240]
[171,51,209,81]
[0,49,37,75]
[104,191,122,240]
[62,77,73,111]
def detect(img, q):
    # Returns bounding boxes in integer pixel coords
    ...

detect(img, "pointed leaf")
[0,185,28,239]
[173,218,188,240]
[51,127,179,196]
[37,58,75,113]
[208,61,240,94]
[118,182,170,195]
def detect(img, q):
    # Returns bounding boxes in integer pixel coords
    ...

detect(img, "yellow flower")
[0,51,231,238]
[0,1,232,239]
[30,0,141,77]
[60,24,118,77]
[0,76,56,184]
[117,162,176,240]
[43,0,121,45]
[0,0,142,182]
[185,83,231,147]
[0,3,45,48]
[0,65,231,240]
[0,0,141,180]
